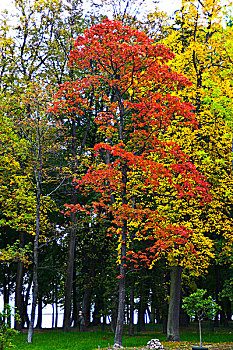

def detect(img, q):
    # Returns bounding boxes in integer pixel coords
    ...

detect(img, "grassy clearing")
[11,323,233,350]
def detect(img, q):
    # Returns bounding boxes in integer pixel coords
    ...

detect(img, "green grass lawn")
[11,323,233,350]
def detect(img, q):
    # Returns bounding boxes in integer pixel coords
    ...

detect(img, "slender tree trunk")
[114,93,128,347]
[23,278,32,328]
[72,252,78,328]
[82,260,95,328]
[52,303,54,329]
[27,111,42,343]
[114,167,127,346]
[198,319,202,347]
[15,231,24,331]
[128,278,134,337]
[167,265,182,342]
[55,301,58,329]
[55,282,58,329]
[138,294,146,332]
[27,182,41,343]
[63,94,79,331]
[63,207,77,332]
[82,285,92,328]
[27,202,40,341]
[114,246,126,347]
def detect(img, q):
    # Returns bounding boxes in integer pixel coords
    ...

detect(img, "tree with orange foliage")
[51,19,211,347]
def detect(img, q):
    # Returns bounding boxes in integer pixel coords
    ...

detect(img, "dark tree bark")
[114,252,126,346]
[27,109,43,343]
[81,256,95,328]
[163,314,167,334]
[54,282,58,328]
[52,303,55,329]
[63,208,77,332]
[82,285,92,327]
[114,163,127,347]
[63,84,92,330]
[226,299,231,321]
[128,277,135,337]
[72,252,78,328]
[167,265,182,342]
[114,91,128,347]
[137,294,146,332]
[214,265,229,327]
[55,300,58,329]
[27,180,41,343]
[111,306,117,333]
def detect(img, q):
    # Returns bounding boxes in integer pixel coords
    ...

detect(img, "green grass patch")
[10,323,233,350]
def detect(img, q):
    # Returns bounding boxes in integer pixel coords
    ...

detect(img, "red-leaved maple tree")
[51,19,211,347]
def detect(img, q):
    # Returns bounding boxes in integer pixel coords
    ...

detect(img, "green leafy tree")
[182,289,221,347]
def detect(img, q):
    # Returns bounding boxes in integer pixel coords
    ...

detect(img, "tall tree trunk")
[27,180,41,343]
[114,94,128,347]
[111,306,117,333]
[114,249,126,347]
[82,260,95,327]
[55,301,58,329]
[55,282,58,328]
[128,277,134,337]
[198,318,202,347]
[167,265,182,342]
[72,252,78,328]
[15,231,24,331]
[137,295,146,332]
[63,94,79,331]
[52,303,55,329]
[63,207,77,332]
[82,284,92,328]
[27,111,42,343]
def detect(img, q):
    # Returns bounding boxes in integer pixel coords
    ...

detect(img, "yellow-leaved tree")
[150,0,233,339]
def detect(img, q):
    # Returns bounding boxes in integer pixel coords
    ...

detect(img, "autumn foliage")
[51,19,211,267]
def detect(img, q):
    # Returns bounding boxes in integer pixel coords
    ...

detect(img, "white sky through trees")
[0,0,181,17]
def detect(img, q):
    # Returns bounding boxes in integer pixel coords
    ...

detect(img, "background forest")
[0,0,232,348]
